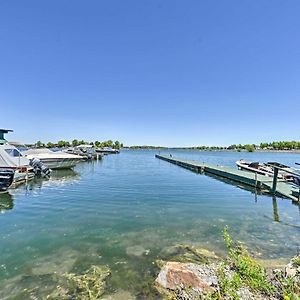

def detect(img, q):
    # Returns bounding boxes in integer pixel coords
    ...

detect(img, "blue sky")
[1,1,299,146]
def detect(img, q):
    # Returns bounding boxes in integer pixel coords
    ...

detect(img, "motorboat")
[236,160,275,177]
[236,159,300,185]
[0,129,50,186]
[0,143,50,177]
[95,147,120,154]
[0,169,14,192]
[64,145,102,160]
[23,148,85,169]
[267,162,300,185]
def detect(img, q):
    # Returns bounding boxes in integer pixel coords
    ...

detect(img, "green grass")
[208,227,300,299]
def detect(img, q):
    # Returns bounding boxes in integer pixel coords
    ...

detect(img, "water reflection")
[203,170,300,224]
[0,192,13,212]
[26,169,80,190]
[272,197,279,222]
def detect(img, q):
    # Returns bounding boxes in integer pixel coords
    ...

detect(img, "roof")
[0,129,13,133]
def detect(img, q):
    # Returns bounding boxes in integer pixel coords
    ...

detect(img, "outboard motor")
[29,158,51,176]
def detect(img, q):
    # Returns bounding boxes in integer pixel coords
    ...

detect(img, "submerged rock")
[126,245,150,257]
[31,248,79,276]
[160,244,219,264]
[102,290,135,300]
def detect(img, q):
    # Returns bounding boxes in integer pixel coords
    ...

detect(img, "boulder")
[156,261,218,298]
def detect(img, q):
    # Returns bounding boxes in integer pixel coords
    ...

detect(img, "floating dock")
[155,154,300,202]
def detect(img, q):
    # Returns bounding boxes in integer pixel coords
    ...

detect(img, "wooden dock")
[155,154,300,202]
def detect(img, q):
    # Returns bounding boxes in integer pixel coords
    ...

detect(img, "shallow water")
[0,150,300,298]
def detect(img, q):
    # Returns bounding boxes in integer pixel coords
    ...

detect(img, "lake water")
[0,150,300,299]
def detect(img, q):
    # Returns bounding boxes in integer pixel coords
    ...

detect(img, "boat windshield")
[5,148,23,157]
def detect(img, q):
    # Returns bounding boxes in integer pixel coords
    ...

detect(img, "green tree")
[72,139,79,147]
[36,140,44,148]
[46,142,54,148]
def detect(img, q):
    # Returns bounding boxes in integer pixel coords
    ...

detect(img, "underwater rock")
[126,245,150,257]
[102,290,134,300]
[31,248,78,275]
[0,273,60,300]
[160,244,218,264]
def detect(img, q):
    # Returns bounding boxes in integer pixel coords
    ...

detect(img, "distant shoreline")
[124,148,300,154]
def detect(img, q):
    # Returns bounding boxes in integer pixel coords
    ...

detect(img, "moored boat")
[237,159,300,185]
[236,160,275,177]
[64,145,102,160]
[95,147,120,154]
[23,148,85,169]
[0,129,50,178]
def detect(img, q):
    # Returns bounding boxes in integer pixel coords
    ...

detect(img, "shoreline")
[125,148,300,154]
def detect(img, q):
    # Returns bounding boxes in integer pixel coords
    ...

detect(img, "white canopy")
[0,144,30,168]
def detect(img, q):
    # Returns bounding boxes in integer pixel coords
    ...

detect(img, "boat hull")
[36,158,81,169]
[0,169,15,192]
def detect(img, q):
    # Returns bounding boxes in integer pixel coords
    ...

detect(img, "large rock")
[156,261,218,298]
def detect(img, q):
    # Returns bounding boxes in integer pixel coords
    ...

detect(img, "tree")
[245,144,255,152]
[36,141,44,148]
[46,142,54,148]
[72,139,79,147]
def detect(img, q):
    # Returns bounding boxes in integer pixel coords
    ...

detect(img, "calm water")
[0,150,300,299]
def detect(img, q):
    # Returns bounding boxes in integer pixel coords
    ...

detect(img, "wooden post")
[272,167,279,194]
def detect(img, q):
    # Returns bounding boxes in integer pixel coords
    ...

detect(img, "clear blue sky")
[1,0,299,146]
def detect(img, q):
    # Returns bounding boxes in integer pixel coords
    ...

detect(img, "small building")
[0,129,13,145]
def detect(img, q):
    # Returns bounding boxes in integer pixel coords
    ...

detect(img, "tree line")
[259,141,300,150]
[34,139,123,149]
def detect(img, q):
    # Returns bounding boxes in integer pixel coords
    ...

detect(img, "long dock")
[155,154,300,202]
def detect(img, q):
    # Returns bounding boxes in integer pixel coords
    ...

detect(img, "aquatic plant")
[57,265,110,300]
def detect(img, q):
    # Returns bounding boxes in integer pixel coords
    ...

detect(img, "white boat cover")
[0,144,31,168]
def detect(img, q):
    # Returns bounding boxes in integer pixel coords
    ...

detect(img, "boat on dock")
[236,160,275,177]
[0,129,50,183]
[23,148,85,170]
[64,145,102,160]
[95,147,120,155]
[236,160,300,185]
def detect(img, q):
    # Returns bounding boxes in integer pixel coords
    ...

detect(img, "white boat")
[236,160,300,185]
[96,147,120,154]
[0,129,50,186]
[236,160,277,177]
[64,145,102,160]
[23,148,85,169]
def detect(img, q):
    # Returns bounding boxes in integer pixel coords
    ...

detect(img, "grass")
[207,227,300,300]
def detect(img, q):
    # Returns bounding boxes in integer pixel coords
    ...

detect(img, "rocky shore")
[154,232,300,300]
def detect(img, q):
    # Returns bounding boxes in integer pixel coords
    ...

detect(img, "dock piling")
[272,167,279,194]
